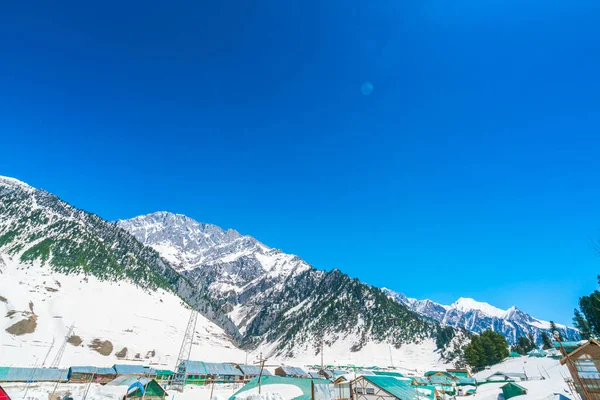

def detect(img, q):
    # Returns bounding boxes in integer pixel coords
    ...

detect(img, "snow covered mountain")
[1,176,463,369]
[382,288,579,345]
[0,176,245,366]
[118,212,466,363]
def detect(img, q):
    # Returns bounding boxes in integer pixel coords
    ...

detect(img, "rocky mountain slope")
[118,212,465,363]
[0,176,241,344]
[382,288,579,345]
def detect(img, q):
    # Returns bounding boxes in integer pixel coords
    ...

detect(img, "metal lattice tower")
[50,324,74,368]
[171,309,198,392]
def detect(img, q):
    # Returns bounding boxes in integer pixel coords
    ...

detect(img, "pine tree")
[573,309,592,340]
[550,321,563,341]
[540,331,553,349]
[464,330,509,370]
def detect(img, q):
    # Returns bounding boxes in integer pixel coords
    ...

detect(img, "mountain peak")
[451,297,509,318]
[0,175,34,191]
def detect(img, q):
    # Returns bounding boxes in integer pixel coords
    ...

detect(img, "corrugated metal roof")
[373,371,405,378]
[236,365,271,376]
[113,365,155,375]
[181,361,242,376]
[429,375,454,385]
[362,375,433,400]
[69,366,116,375]
[457,377,477,385]
[0,368,68,382]
[308,372,321,379]
[204,362,242,376]
[278,366,307,376]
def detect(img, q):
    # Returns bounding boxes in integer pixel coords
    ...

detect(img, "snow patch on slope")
[0,255,245,367]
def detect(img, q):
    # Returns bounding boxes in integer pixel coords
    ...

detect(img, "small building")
[501,382,528,399]
[235,364,271,383]
[446,368,471,378]
[484,372,515,382]
[113,365,155,377]
[178,361,243,385]
[274,366,308,378]
[0,384,11,400]
[68,366,117,384]
[352,375,437,400]
[125,378,167,400]
[154,370,174,384]
[509,351,522,358]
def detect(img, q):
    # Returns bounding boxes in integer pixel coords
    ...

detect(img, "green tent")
[501,382,528,399]
[126,379,167,398]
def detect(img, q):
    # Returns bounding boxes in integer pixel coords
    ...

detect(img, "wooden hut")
[235,364,271,383]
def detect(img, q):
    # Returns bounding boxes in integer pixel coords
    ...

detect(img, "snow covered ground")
[0,255,246,368]
[473,356,575,400]
[0,252,452,371]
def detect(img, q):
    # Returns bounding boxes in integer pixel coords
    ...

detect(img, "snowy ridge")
[382,288,579,345]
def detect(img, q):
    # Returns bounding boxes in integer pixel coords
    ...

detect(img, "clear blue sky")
[1,1,599,325]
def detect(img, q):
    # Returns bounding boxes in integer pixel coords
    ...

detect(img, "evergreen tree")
[464,330,509,370]
[511,335,536,355]
[578,290,600,337]
[573,309,592,340]
[540,331,553,349]
[550,321,563,341]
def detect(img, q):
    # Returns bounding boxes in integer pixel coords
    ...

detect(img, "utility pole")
[172,309,198,392]
[51,324,74,368]
[253,353,267,394]
[42,338,55,367]
[388,345,394,369]
[320,341,324,371]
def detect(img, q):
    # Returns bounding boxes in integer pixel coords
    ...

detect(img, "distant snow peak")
[451,297,509,318]
[382,288,579,345]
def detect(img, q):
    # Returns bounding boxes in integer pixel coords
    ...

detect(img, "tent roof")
[502,382,527,391]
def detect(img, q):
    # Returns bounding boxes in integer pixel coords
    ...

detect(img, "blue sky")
[1,0,600,325]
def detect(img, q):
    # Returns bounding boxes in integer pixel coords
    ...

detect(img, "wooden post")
[253,352,267,395]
